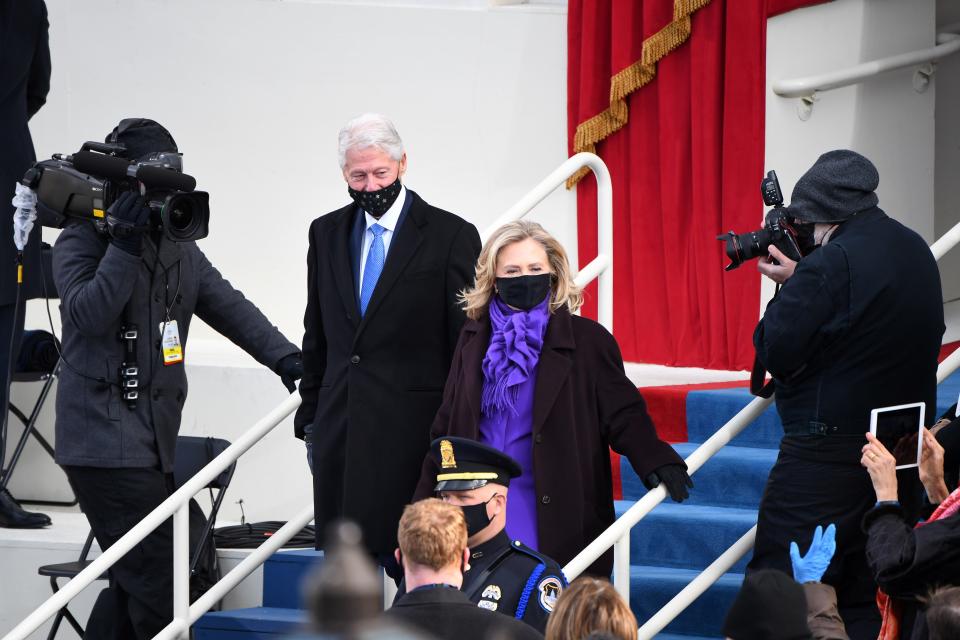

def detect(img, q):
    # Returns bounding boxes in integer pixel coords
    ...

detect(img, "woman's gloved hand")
[644,463,693,502]
[276,352,304,393]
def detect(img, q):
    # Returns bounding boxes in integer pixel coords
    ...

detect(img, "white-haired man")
[295,114,481,576]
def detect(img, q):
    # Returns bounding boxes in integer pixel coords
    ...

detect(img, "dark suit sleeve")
[863,503,960,599]
[26,0,51,120]
[53,225,141,337]
[412,324,471,500]
[192,247,299,370]
[295,221,326,439]
[444,222,481,357]
[593,324,685,480]
[754,246,848,379]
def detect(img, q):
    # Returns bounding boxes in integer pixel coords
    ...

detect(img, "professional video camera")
[717,171,804,271]
[20,141,209,243]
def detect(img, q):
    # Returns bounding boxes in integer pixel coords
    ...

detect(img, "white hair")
[337,113,405,169]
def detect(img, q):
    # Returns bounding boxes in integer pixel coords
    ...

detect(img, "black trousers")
[747,445,881,640]
[0,301,26,467]
[64,466,174,640]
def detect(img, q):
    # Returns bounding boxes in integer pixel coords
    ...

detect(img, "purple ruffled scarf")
[480,296,550,417]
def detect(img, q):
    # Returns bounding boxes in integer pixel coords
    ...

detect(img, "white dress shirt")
[358,185,406,292]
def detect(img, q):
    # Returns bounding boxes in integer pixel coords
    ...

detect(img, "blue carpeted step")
[194,607,308,639]
[621,443,776,508]
[685,388,783,449]
[262,549,324,608]
[631,565,742,637]
[616,501,756,573]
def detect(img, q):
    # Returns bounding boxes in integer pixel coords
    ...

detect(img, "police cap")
[432,437,522,492]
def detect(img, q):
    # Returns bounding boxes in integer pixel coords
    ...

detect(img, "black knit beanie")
[104,118,178,161]
[783,149,879,223]
[722,570,811,640]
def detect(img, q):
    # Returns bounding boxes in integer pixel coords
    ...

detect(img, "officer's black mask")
[461,493,499,538]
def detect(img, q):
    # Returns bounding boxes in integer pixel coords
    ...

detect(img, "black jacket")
[863,501,960,639]
[755,208,944,435]
[297,190,480,553]
[385,586,543,640]
[0,0,50,304]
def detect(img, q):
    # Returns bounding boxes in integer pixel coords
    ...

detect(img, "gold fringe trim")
[567,0,712,188]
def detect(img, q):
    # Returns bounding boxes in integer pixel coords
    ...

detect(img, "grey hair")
[337,113,405,169]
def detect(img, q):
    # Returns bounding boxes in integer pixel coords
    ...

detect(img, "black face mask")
[461,494,498,538]
[347,177,402,218]
[792,219,817,256]
[496,273,551,311]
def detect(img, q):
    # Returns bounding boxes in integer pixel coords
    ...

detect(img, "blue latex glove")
[789,523,836,583]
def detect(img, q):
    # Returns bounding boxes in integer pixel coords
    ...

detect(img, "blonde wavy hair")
[461,221,583,320]
[545,577,637,640]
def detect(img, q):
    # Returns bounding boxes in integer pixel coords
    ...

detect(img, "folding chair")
[37,435,236,639]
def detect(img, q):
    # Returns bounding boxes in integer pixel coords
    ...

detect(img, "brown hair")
[925,585,960,640]
[397,498,466,572]
[460,220,583,321]
[545,577,637,640]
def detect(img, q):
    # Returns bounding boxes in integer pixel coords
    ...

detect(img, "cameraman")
[52,118,302,639]
[746,150,944,640]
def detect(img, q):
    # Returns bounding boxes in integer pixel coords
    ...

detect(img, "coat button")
[541,495,551,504]
[534,433,543,444]
[350,355,360,364]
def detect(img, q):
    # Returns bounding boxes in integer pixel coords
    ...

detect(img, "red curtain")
[569,0,827,370]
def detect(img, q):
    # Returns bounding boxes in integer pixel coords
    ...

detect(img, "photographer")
[52,118,302,639]
[746,150,944,639]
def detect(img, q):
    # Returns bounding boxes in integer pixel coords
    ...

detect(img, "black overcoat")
[385,586,543,640]
[0,0,50,304]
[296,190,481,554]
[415,306,685,577]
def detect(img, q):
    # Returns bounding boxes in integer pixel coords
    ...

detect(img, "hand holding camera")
[757,245,797,284]
[107,192,151,256]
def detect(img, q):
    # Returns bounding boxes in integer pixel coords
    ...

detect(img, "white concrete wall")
[763,0,938,306]
[13,0,573,522]
[935,2,960,307]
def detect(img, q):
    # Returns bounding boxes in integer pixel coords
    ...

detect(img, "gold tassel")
[568,0,712,189]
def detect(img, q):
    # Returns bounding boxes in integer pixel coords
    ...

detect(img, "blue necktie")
[359,223,385,316]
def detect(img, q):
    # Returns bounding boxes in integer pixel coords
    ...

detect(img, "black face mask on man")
[791,219,817,256]
[347,177,402,218]
[496,273,551,311]
[461,494,498,538]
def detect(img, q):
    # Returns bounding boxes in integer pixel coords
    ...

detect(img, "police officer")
[400,437,566,633]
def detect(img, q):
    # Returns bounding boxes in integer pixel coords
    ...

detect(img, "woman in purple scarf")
[416,221,691,577]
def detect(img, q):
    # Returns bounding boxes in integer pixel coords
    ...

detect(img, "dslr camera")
[21,141,209,243]
[717,171,804,271]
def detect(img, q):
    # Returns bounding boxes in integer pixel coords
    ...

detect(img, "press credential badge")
[161,320,183,365]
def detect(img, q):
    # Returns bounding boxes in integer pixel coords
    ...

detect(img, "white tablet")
[869,402,924,470]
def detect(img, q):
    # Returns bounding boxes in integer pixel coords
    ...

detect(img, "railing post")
[612,533,630,605]
[172,503,190,639]
[383,570,398,610]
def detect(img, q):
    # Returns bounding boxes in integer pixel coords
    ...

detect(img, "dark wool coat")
[386,586,543,640]
[53,224,298,472]
[296,190,481,554]
[863,501,960,640]
[0,0,50,304]
[415,306,685,577]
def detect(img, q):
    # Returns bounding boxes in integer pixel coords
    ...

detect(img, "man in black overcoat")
[0,0,51,528]
[296,113,481,571]
[748,150,945,640]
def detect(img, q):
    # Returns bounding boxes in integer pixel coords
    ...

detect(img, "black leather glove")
[645,463,693,502]
[106,192,151,256]
[277,352,303,393]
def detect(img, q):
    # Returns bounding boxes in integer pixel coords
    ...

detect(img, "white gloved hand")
[12,183,37,252]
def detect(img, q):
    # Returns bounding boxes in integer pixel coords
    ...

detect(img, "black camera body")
[21,141,210,243]
[718,170,804,271]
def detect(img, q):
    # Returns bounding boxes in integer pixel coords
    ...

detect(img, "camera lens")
[160,191,210,242]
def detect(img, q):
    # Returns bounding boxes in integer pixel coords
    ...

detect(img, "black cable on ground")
[214,521,316,549]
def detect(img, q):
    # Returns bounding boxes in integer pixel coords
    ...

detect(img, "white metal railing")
[3,152,613,640]
[564,218,960,638]
[773,24,960,119]
[773,28,960,98]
